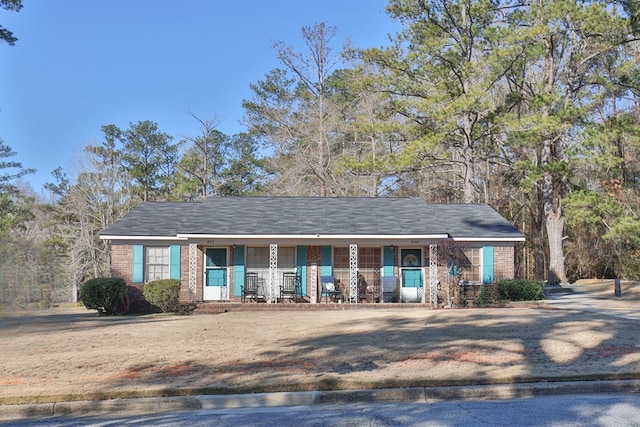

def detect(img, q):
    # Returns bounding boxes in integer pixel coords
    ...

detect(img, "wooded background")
[3,0,640,307]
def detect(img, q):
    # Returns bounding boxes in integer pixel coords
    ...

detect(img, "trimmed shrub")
[80,277,127,315]
[143,279,181,313]
[497,279,544,301]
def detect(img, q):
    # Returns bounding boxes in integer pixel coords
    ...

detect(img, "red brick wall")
[178,245,190,303]
[110,242,516,304]
[431,243,515,285]
[111,244,199,303]
[493,245,515,281]
[110,244,132,285]
[306,246,322,298]
[180,245,204,303]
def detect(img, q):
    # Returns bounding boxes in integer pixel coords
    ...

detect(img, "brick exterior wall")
[179,245,190,303]
[109,242,517,304]
[306,246,322,299]
[174,244,204,303]
[110,244,132,285]
[494,245,515,281]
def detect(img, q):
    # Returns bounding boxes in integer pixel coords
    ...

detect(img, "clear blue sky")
[1,1,399,191]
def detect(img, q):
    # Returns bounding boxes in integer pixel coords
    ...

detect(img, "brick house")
[100,197,525,305]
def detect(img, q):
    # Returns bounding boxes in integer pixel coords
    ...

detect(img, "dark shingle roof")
[100,197,524,240]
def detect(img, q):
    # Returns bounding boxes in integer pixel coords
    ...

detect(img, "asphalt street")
[2,393,640,426]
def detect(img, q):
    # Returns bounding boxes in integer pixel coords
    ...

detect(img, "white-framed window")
[246,246,269,268]
[461,248,481,282]
[246,246,295,270]
[333,246,382,288]
[277,246,295,269]
[146,246,170,281]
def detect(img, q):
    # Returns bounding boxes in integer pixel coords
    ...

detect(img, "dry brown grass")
[2,289,640,405]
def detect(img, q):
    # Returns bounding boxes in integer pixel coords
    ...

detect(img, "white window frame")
[461,247,481,283]
[145,246,170,282]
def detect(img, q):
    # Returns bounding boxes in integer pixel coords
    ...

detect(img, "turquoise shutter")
[170,245,181,279]
[321,246,332,276]
[297,246,307,291]
[383,246,394,277]
[233,245,245,297]
[482,246,494,284]
[132,245,144,283]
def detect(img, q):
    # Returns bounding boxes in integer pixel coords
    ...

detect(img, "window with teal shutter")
[132,245,144,283]
[383,246,394,277]
[482,246,494,284]
[321,246,332,276]
[297,246,307,291]
[233,245,245,297]
[170,245,181,279]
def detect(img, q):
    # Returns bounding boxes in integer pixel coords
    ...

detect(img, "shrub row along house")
[100,197,525,305]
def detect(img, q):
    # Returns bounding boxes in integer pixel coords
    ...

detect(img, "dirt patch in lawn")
[1,285,640,404]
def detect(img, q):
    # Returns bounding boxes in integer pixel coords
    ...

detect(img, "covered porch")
[181,238,442,306]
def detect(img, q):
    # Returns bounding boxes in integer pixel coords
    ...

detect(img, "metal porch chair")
[320,275,343,303]
[280,272,298,303]
[242,272,260,303]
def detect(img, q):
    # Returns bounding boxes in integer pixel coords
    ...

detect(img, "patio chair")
[242,272,260,303]
[320,275,343,303]
[381,276,397,302]
[357,274,369,303]
[280,272,298,303]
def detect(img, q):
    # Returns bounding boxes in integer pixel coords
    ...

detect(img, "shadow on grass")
[90,309,640,397]
[2,303,640,404]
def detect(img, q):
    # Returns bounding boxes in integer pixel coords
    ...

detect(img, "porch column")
[349,243,358,303]
[429,243,438,306]
[310,263,318,303]
[269,243,278,302]
[188,243,197,303]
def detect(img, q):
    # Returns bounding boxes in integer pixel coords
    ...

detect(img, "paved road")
[3,393,640,427]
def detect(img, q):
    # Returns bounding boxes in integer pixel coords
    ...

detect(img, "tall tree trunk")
[545,206,566,284]
[462,142,476,203]
[542,137,568,285]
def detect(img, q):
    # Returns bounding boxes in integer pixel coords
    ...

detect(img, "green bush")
[497,279,544,301]
[143,279,181,313]
[80,277,127,315]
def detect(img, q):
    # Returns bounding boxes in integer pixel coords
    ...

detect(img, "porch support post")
[269,243,278,303]
[429,243,438,306]
[349,243,358,303]
[188,243,197,303]
[310,263,318,303]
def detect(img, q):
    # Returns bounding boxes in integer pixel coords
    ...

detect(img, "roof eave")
[176,233,450,240]
[451,236,526,242]
[99,235,187,241]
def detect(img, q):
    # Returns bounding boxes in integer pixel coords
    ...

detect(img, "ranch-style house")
[100,197,525,305]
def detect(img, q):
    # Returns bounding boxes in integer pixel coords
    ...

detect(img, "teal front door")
[402,269,423,287]
[204,248,227,301]
[401,248,423,302]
